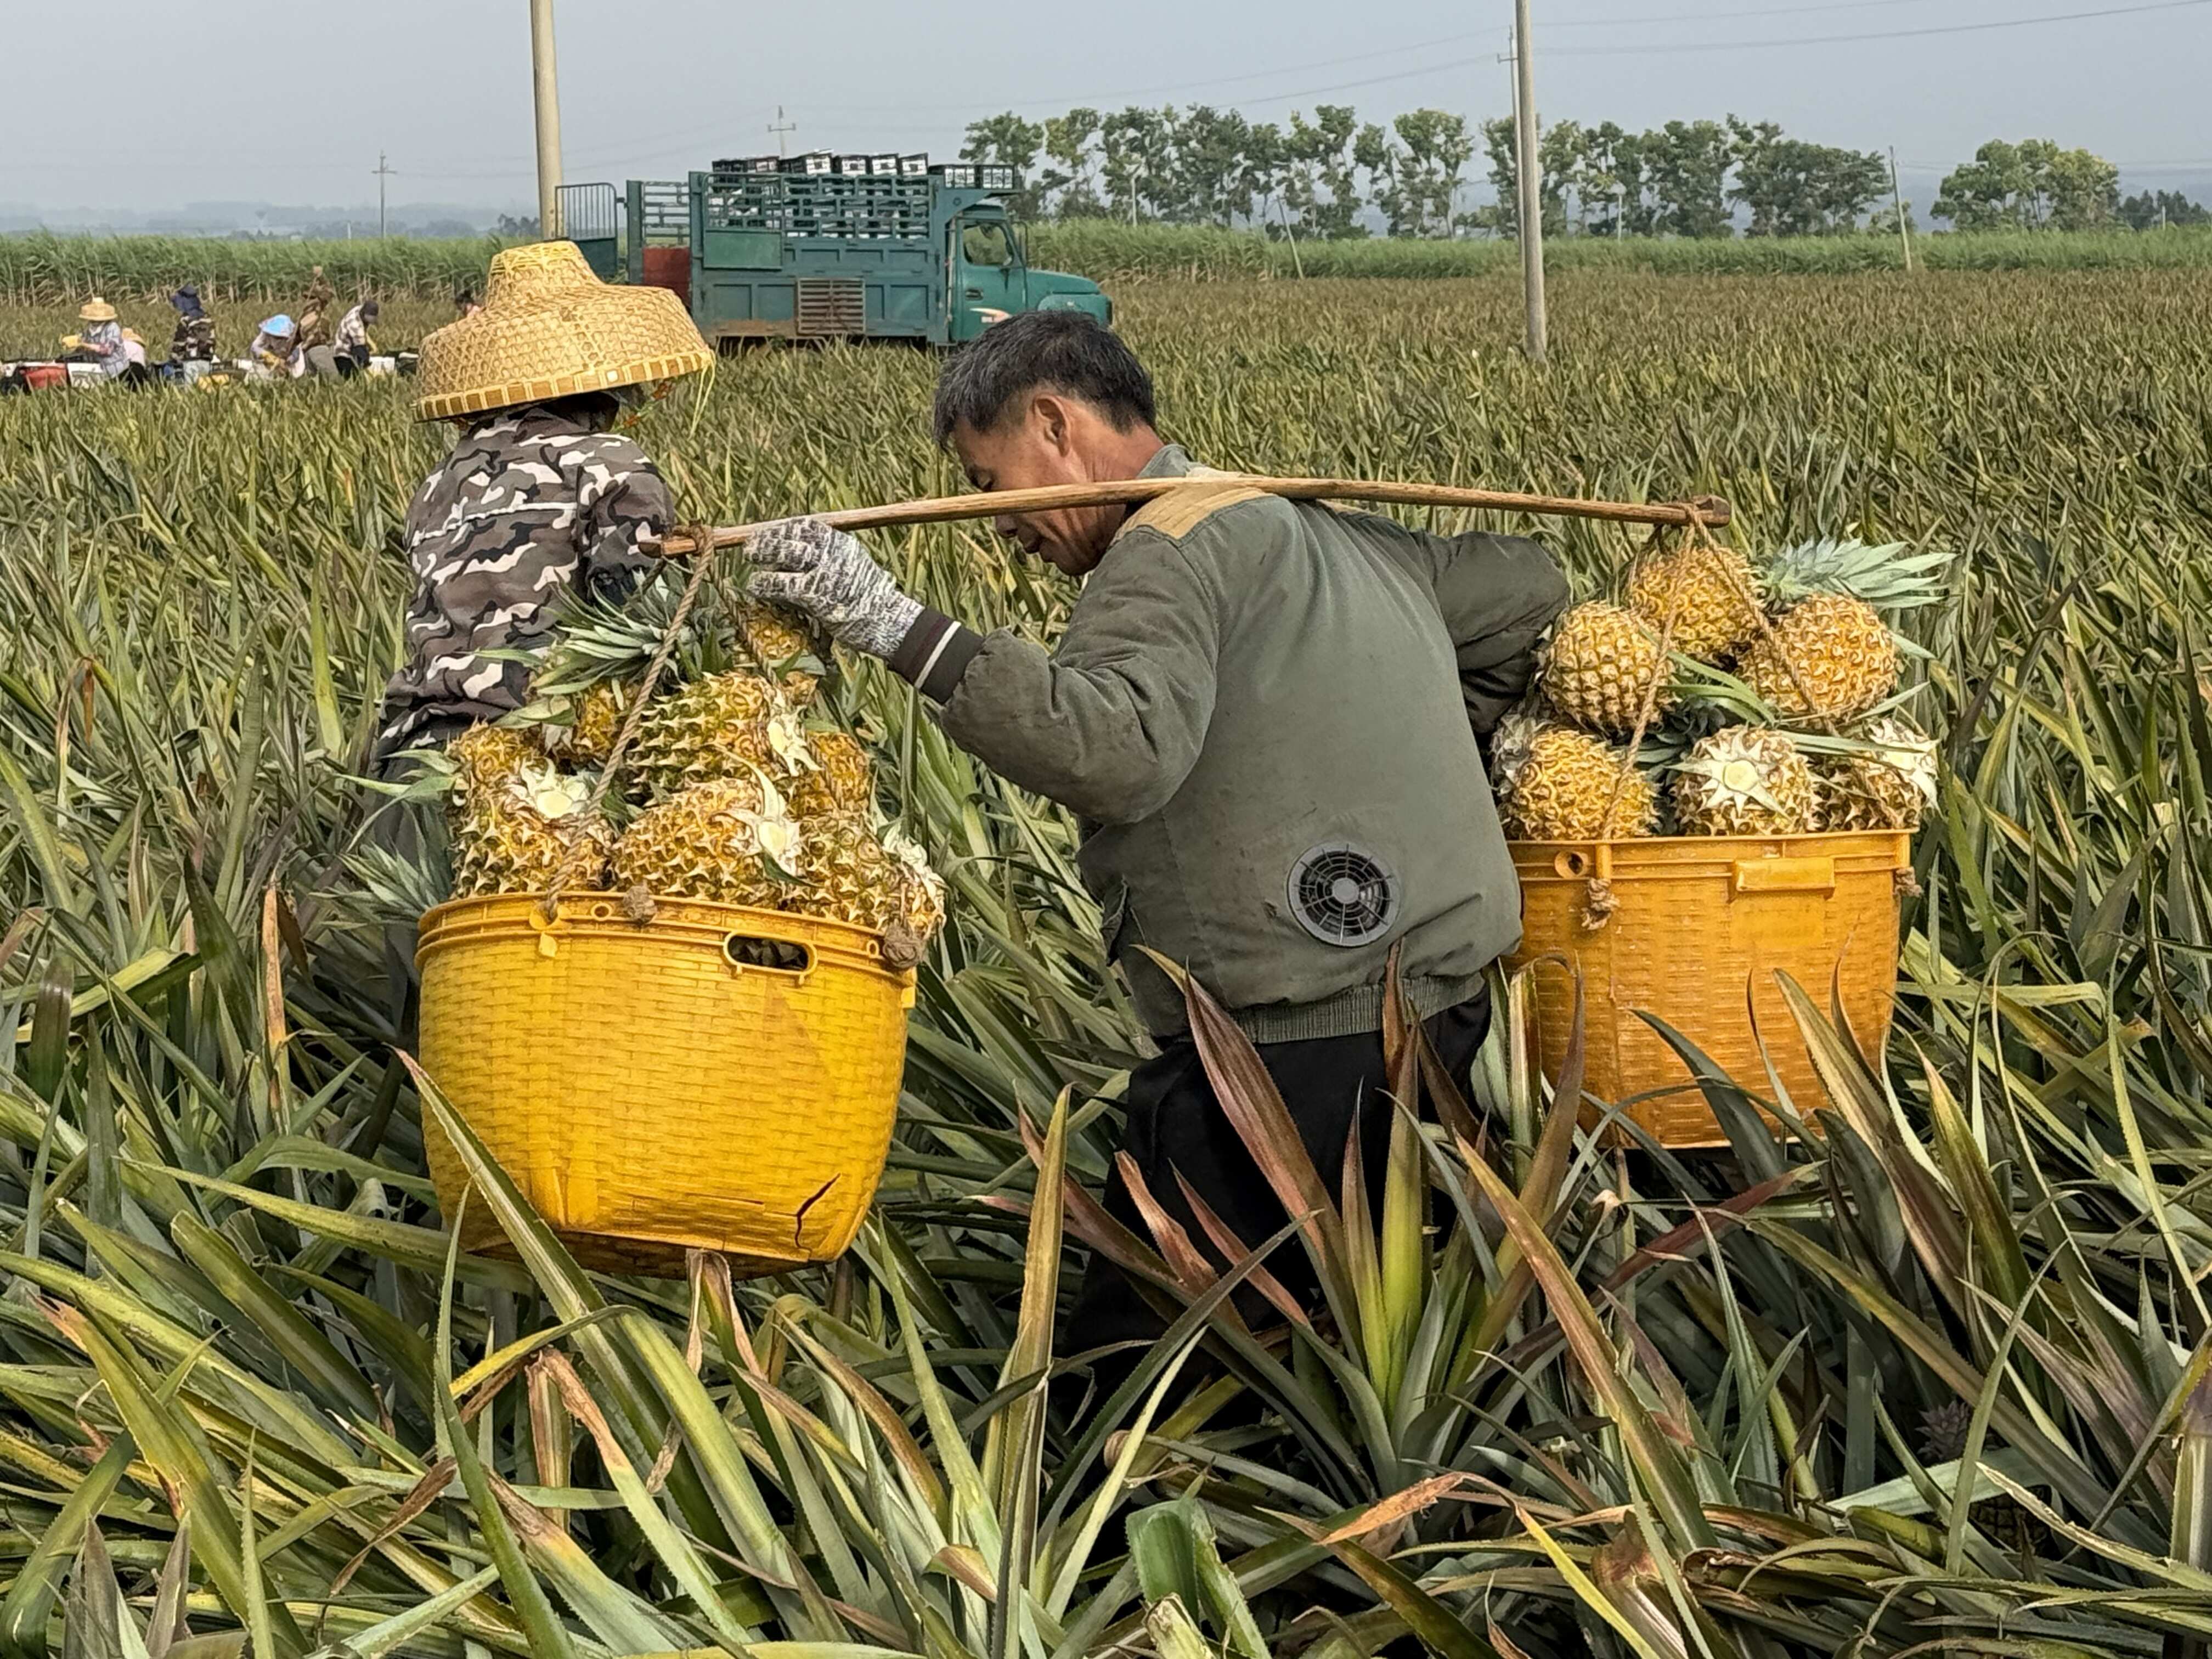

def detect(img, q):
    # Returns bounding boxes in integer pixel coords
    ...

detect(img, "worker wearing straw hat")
[70,298,129,379]
[371,240,709,767]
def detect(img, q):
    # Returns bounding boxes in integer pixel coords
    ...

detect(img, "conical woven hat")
[414,241,710,421]
[78,298,117,322]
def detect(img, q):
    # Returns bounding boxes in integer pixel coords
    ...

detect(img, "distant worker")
[454,285,482,318]
[298,265,339,378]
[249,314,305,380]
[168,286,216,363]
[748,313,1569,1378]
[372,241,709,769]
[333,297,380,376]
[70,298,131,379]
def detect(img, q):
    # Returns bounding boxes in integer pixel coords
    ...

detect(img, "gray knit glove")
[746,518,921,661]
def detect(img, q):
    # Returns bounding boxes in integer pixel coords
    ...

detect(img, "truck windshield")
[960,221,1015,267]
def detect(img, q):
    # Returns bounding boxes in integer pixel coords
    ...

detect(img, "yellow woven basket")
[1505,830,1909,1146]
[416,892,914,1276]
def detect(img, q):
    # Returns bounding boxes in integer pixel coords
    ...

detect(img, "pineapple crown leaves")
[1763,537,1952,612]
[724,760,806,879]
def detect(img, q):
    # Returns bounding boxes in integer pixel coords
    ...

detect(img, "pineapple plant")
[611,770,805,909]
[1815,718,1938,831]
[1539,602,1678,736]
[1499,725,1658,841]
[1671,726,1818,837]
[1623,539,1763,662]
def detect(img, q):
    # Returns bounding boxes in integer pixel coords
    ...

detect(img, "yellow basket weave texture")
[1506,830,1909,1147]
[417,893,913,1276]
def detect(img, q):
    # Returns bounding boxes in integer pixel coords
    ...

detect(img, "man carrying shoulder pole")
[751,312,1568,1380]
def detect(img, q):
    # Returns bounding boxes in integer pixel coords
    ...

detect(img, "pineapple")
[533,676,639,768]
[735,597,825,703]
[1498,725,1658,841]
[611,771,805,909]
[788,727,876,818]
[1539,602,1678,736]
[448,759,614,897]
[1624,540,1763,662]
[1671,726,1818,837]
[1486,708,1547,798]
[1816,719,1938,832]
[446,722,540,788]
[629,672,805,798]
[786,810,946,940]
[1739,593,1898,721]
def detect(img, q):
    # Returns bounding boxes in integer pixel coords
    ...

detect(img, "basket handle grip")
[1733,856,1837,896]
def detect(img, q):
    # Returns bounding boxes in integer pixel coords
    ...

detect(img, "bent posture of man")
[751,312,1568,1370]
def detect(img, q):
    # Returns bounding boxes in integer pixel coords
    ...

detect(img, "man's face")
[951,394,1150,577]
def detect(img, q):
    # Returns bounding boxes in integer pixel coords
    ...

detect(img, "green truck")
[558,156,1110,346]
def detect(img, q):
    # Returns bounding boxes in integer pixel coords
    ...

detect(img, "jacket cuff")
[888,608,985,702]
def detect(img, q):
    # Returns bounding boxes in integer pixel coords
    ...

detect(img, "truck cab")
[557,157,1110,347]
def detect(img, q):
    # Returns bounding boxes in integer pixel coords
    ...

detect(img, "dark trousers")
[1068,992,1491,1387]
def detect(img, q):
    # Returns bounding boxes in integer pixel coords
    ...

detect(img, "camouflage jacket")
[375,407,675,754]
[169,314,215,363]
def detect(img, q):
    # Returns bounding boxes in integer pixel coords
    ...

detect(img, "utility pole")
[373,151,394,238]
[528,0,563,236]
[769,106,797,160]
[1511,0,1548,362]
[1888,146,1914,272]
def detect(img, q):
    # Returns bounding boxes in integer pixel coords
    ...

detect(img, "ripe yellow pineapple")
[1671,726,1818,837]
[1539,602,1677,736]
[610,771,804,909]
[788,727,876,818]
[734,598,823,703]
[448,760,614,897]
[1739,594,1898,721]
[533,677,638,768]
[1498,725,1657,841]
[1623,541,1763,662]
[1815,719,1938,832]
[786,811,946,940]
[447,723,540,788]
[629,672,810,798]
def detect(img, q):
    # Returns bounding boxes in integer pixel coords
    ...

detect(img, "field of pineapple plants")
[3,265,2212,1657]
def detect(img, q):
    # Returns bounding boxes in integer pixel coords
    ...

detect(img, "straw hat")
[78,298,117,323]
[414,240,710,422]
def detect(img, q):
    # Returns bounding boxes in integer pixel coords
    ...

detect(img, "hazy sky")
[10,0,2211,212]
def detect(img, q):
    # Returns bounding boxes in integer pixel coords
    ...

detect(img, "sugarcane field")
[8,3,2212,1654]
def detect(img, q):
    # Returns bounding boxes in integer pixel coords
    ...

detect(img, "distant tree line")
[958,106,2207,241]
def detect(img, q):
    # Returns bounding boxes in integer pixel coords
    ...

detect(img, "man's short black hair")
[931,312,1155,448]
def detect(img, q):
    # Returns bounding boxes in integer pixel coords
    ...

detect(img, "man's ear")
[1033,392,1075,456]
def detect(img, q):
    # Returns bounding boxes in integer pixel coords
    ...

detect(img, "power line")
[1549,0,2212,54]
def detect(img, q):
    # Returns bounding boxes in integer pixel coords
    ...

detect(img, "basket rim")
[416,889,907,962]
